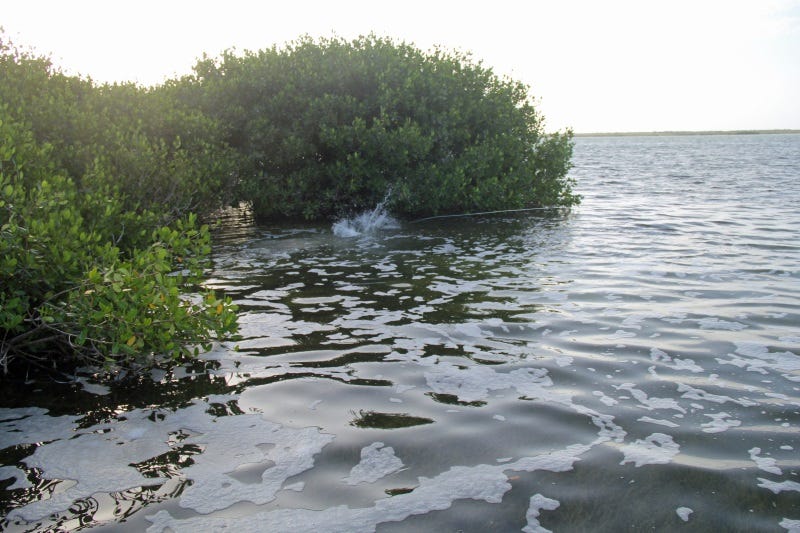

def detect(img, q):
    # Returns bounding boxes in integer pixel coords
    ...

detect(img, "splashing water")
[331,192,399,237]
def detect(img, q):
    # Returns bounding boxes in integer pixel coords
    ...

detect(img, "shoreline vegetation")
[0,32,578,377]
[575,129,800,137]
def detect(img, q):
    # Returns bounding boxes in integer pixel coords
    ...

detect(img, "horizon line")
[573,128,800,137]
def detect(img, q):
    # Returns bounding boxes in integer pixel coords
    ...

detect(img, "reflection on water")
[349,411,435,429]
[1,134,800,532]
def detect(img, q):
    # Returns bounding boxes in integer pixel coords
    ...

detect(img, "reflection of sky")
[3,1,799,132]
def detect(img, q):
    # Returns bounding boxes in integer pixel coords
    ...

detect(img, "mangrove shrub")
[190,35,578,220]
[0,35,238,375]
[0,35,238,223]
[0,110,238,374]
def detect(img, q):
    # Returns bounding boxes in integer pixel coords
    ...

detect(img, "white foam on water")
[615,383,686,413]
[766,392,793,404]
[621,313,650,330]
[697,317,747,331]
[723,342,800,376]
[175,403,334,514]
[146,442,593,532]
[422,360,627,441]
[671,358,704,373]
[676,507,693,522]
[10,414,172,521]
[649,348,704,373]
[677,383,757,407]
[717,353,770,375]
[6,396,334,521]
[148,463,512,532]
[293,295,345,305]
[0,407,78,449]
[509,443,595,473]
[0,465,32,490]
[758,478,800,494]
[74,377,111,396]
[235,310,337,349]
[424,361,554,404]
[701,412,741,433]
[638,416,680,428]
[749,447,783,475]
[780,518,800,532]
[523,494,560,533]
[594,391,618,406]
[342,442,404,485]
[554,354,575,367]
[619,433,680,467]
[607,330,637,340]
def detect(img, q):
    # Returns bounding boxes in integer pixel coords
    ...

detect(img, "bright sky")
[3,0,799,133]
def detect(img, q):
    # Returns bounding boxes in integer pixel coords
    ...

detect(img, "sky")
[2,0,799,133]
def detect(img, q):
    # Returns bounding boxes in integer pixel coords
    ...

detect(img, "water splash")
[331,191,399,237]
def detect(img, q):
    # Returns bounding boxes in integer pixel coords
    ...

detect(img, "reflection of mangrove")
[385,487,415,496]
[63,496,99,530]
[205,399,245,418]
[0,441,198,530]
[0,475,90,530]
[468,356,508,366]
[294,351,390,368]
[232,372,392,393]
[418,293,518,325]
[0,364,234,428]
[349,410,434,429]
[44,478,190,531]
[73,369,235,428]
[0,442,36,476]
[110,478,192,521]
[131,444,204,479]
[0,458,58,518]
[426,392,487,407]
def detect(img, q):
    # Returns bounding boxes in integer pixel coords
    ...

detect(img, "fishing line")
[409,206,567,224]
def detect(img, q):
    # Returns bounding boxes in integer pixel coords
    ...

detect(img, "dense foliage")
[0,32,576,376]
[187,35,578,220]
[0,36,238,375]
[0,39,238,221]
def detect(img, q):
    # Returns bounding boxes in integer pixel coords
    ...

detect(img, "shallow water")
[2,134,799,532]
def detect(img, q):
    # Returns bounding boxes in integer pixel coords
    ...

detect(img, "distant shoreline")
[574,129,800,137]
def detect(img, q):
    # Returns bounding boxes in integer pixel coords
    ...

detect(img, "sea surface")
[2,134,799,532]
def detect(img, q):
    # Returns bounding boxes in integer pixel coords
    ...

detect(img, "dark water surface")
[2,134,799,532]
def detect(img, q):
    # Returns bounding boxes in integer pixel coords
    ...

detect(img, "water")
[2,134,799,532]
